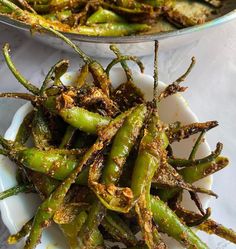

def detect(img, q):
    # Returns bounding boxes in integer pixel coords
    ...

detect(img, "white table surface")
[0,19,236,249]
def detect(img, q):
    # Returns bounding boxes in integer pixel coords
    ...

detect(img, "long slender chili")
[24,110,130,249]
[131,41,168,249]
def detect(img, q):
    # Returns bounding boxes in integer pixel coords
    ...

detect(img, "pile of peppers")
[0,0,223,36]
[0,26,235,249]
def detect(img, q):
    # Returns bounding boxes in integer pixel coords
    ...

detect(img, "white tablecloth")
[0,19,236,249]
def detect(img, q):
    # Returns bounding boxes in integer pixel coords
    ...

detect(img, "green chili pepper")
[58,106,111,134]
[31,108,53,149]
[131,112,169,198]
[16,147,80,180]
[43,10,72,21]
[53,22,150,36]
[102,211,137,246]
[77,201,106,248]
[89,157,134,212]
[27,171,60,198]
[81,107,140,246]
[43,95,111,133]
[40,59,69,95]
[59,125,77,149]
[158,156,229,201]
[60,210,87,249]
[87,7,125,25]
[1,136,92,185]
[24,109,129,249]
[60,209,104,249]
[130,41,168,249]
[151,196,208,249]
[179,156,229,183]
[131,109,168,248]
[0,3,12,13]
[103,104,147,185]
[152,162,216,195]
[15,110,35,145]
[75,64,89,89]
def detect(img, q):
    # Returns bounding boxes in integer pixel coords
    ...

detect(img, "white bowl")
[0,68,212,248]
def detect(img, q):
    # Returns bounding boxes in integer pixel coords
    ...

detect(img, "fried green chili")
[151,196,208,249]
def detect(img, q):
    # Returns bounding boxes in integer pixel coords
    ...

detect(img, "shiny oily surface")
[0,69,212,248]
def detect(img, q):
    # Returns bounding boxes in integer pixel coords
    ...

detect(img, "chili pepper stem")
[39,59,69,95]
[176,207,236,244]
[189,131,205,160]
[105,55,145,77]
[158,56,196,101]
[39,26,91,64]
[109,45,133,82]
[3,43,39,95]
[0,184,34,200]
[0,92,37,102]
[193,187,218,198]
[188,208,212,227]
[174,57,196,85]
[153,40,159,108]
